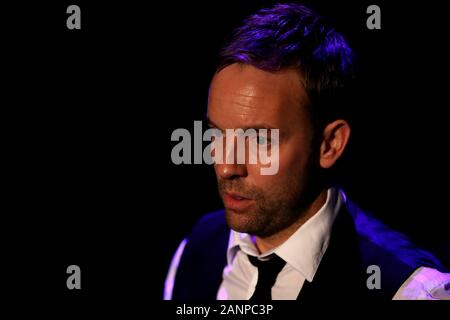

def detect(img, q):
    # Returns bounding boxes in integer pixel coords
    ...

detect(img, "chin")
[224,208,260,234]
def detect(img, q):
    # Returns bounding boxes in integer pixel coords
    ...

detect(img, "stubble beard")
[218,171,315,238]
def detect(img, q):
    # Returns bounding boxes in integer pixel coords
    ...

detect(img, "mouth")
[222,191,254,211]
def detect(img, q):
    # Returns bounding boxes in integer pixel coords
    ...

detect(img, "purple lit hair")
[217,3,356,132]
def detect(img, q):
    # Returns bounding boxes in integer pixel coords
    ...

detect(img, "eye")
[256,134,270,146]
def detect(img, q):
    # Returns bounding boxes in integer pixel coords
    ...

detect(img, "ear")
[319,120,351,169]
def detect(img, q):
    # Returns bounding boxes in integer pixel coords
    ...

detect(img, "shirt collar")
[226,187,346,282]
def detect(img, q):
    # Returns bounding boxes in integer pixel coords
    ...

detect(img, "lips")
[226,191,251,200]
[222,191,254,211]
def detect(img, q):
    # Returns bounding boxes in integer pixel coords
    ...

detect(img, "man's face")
[207,63,319,238]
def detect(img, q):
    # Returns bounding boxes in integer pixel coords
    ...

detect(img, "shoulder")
[190,209,227,231]
[340,199,448,299]
[393,267,450,300]
[345,200,446,272]
[187,209,228,243]
[180,209,230,260]
[171,210,230,300]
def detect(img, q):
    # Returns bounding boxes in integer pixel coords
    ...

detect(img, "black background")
[4,0,449,312]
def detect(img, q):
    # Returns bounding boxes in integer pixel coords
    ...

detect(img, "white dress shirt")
[164,187,450,300]
[216,187,342,299]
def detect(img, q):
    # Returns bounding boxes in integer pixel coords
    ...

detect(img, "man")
[165,3,450,300]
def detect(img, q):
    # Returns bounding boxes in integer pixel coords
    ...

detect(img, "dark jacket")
[172,200,446,300]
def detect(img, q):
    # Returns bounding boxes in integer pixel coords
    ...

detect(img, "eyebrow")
[206,116,278,131]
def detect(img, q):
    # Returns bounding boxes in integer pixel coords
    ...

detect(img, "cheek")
[246,134,313,183]
[277,142,312,179]
[246,146,305,189]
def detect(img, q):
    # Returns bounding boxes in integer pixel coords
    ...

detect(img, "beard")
[217,166,322,238]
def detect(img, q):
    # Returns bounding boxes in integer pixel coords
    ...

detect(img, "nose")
[214,131,248,180]
[215,162,248,180]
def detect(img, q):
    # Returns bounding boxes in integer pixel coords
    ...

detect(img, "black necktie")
[247,254,286,300]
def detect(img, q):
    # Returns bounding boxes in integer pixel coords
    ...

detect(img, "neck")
[254,188,328,254]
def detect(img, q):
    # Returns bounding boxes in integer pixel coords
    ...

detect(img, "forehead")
[207,64,310,129]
